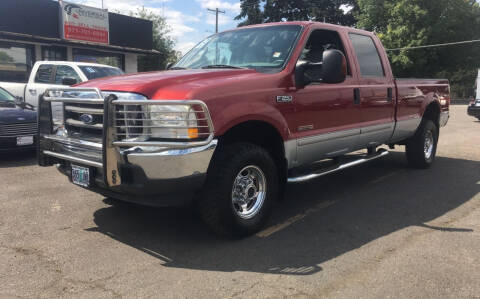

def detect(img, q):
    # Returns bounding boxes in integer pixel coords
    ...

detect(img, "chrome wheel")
[424,130,434,159]
[231,165,267,219]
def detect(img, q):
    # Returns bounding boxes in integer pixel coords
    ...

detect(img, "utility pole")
[207,8,225,33]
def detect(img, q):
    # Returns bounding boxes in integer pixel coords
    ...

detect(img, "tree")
[130,8,181,71]
[356,0,480,97]
[0,51,14,63]
[235,0,358,27]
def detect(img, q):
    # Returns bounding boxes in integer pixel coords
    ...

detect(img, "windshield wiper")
[169,66,187,70]
[201,64,246,69]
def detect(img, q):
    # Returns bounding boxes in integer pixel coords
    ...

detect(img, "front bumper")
[0,135,37,152]
[53,139,217,206]
[467,105,480,118]
[37,88,216,207]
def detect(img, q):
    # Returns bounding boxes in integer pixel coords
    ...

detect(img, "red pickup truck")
[38,22,450,236]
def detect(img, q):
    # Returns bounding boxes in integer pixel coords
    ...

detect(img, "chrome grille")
[0,123,37,137]
[64,102,104,139]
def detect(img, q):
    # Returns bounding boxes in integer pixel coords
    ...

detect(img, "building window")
[0,42,35,83]
[42,46,67,61]
[73,48,124,70]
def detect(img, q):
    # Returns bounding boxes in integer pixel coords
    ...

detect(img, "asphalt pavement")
[0,105,479,298]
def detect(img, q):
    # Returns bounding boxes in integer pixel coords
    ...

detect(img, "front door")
[287,28,362,166]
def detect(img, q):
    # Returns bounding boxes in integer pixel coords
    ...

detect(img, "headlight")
[148,105,199,139]
[102,91,147,101]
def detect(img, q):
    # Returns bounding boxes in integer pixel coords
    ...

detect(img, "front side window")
[174,25,302,72]
[79,66,123,80]
[55,65,81,85]
[349,33,385,77]
[35,64,54,83]
[299,29,351,79]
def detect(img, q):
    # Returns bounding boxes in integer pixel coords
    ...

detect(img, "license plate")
[71,165,90,187]
[16,136,34,146]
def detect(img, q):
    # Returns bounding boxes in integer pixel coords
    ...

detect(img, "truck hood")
[76,69,261,100]
[0,105,37,124]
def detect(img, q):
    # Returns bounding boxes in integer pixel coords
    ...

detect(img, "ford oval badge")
[80,114,94,124]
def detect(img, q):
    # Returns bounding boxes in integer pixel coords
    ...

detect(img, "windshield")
[79,66,124,80]
[174,25,302,72]
[0,88,15,103]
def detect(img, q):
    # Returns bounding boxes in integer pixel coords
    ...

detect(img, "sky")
[66,0,242,55]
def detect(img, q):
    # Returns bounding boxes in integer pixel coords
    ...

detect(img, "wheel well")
[217,121,287,180]
[423,102,441,127]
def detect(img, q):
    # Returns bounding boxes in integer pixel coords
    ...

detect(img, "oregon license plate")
[16,136,34,146]
[71,165,90,187]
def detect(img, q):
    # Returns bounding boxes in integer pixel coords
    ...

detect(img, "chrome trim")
[113,134,215,148]
[43,150,103,168]
[288,149,389,183]
[105,96,121,187]
[43,135,102,150]
[126,139,218,180]
[65,105,104,115]
[65,119,103,129]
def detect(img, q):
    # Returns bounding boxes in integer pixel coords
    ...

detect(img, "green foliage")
[235,0,358,27]
[0,51,14,63]
[357,0,480,97]
[130,8,181,71]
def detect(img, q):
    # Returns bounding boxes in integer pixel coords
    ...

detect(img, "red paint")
[77,22,450,141]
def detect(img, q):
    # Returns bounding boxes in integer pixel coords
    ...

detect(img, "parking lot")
[0,105,479,298]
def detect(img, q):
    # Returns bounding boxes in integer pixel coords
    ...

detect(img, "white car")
[1,61,123,107]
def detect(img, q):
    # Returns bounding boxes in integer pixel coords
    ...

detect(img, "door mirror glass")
[295,49,347,88]
[61,77,78,86]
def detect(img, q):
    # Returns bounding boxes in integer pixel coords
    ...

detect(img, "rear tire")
[405,119,438,169]
[197,142,279,237]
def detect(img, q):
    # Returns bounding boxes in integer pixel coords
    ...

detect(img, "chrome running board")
[287,149,389,183]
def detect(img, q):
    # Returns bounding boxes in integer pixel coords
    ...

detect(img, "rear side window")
[54,65,81,85]
[349,33,385,77]
[35,64,54,83]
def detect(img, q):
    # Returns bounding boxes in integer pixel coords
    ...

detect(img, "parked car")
[467,69,480,120]
[37,22,450,236]
[0,61,123,122]
[0,87,37,152]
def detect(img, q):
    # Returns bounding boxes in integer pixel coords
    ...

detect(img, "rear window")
[79,66,124,80]
[349,33,385,77]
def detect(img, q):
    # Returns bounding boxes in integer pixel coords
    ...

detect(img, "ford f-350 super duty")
[38,22,450,236]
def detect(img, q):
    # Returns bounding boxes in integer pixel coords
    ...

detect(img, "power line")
[386,39,480,51]
[207,8,226,33]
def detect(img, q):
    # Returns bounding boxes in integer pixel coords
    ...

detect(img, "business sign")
[60,1,109,44]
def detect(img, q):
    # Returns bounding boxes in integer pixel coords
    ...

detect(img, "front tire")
[197,142,279,237]
[406,119,438,169]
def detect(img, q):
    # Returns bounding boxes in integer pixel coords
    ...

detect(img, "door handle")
[354,88,360,105]
[29,89,37,96]
[387,87,393,102]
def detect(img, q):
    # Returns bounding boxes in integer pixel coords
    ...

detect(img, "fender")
[211,100,290,140]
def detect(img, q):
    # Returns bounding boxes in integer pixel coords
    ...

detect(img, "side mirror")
[321,49,347,84]
[62,77,78,86]
[14,96,24,103]
[166,62,175,70]
[295,49,347,88]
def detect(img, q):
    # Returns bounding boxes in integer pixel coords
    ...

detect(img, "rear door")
[348,33,395,148]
